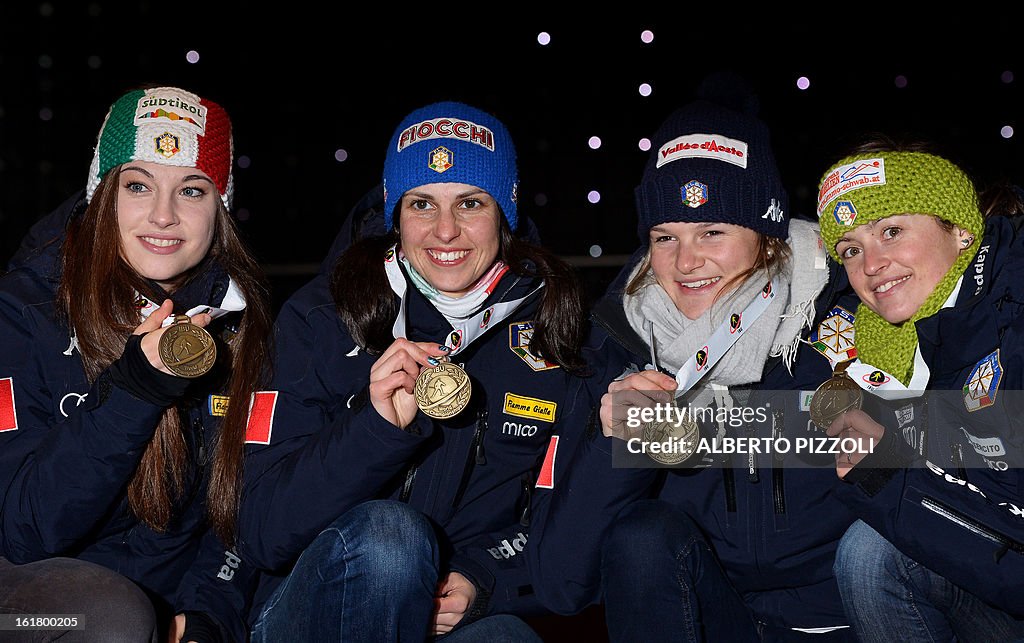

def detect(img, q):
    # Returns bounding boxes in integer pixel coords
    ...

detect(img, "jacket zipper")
[772,407,786,515]
[451,409,488,509]
[194,414,208,466]
[920,496,1024,555]
[951,442,968,482]
[723,460,737,513]
[746,424,758,483]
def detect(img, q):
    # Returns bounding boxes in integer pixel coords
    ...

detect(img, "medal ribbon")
[383,246,543,356]
[135,277,247,327]
[672,278,781,396]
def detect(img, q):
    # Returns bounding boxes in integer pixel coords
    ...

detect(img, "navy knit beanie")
[635,84,789,242]
[383,101,518,231]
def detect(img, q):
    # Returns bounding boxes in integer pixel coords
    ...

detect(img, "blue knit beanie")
[383,101,518,231]
[635,97,789,242]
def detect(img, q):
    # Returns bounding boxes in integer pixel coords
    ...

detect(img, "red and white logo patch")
[0,378,18,432]
[535,435,559,489]
[244,391,278,444]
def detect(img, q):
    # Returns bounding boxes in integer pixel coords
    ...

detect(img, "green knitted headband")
[816,151,983,262]
[816,150,984,385]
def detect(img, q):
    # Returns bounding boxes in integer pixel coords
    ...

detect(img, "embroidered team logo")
[729,313,742,334]
[0,377,18,432]
[480,307,493,329]
[509,321,559,371]
[682,180,708,209]
[833,200,858,226]
[963,350,1002,412]
[155,132,180,159]
[865,370,889,385]
[429,146,453,173]
[810,306,857,365]
[695,347,709,371]
[448,329,463,350]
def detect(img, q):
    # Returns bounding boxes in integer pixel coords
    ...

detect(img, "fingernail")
[427,357,440,366]
[438,345,451,353]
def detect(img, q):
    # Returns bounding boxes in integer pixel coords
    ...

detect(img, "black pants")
[0,556,157,642]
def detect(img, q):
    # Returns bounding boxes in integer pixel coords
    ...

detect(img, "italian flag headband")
[86,87,233,207]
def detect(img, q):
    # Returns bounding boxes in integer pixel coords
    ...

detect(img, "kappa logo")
[429,146,453,173]
[511,182,519,204]
[729,313,742,334]
[762,198,785,223]
[963,350,1002,412]
[695,347,709,371]
[682,180,708,209]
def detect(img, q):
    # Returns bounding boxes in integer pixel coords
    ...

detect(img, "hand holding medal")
[369,339,453,429]
[136,300,215,377]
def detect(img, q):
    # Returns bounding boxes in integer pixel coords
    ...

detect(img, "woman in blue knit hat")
[237,102,610,641]
[528,85,859,641]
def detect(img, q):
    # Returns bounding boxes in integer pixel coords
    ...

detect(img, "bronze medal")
[642,403,700,465]
[158,315,217,378]
[809,363,863,430]
[414,361,472,420]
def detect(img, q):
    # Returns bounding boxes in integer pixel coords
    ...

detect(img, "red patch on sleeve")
[0,378,17,432]
[244,391,278,444]
[535,435,559,489]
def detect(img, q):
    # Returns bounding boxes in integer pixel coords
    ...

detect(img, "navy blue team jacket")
[0,193,254,642]
[836,214,1024,617]
[237,246,615,622]
[529,245,861,633]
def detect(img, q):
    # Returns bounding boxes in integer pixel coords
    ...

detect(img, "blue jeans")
[601,500,761,643]
[834,520,1024,642]
[251,499,540,642]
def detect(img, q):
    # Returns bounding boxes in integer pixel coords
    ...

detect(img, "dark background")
[2,7,1022,312]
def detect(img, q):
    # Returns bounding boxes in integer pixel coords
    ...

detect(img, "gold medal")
[414,361,472,419]
[158,315,217,378]
[642,402,700,465]
[809,363,863,430]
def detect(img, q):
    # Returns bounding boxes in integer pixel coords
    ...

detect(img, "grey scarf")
[624,219,827,387]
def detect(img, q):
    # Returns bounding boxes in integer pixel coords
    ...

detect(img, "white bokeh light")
[894,75,908,88]
[1001,125,1014,139]
[589,245,603,258]
[186,50,200,64]
[537,32,551,46]
[638,138,651,151]
[334,149,349,162]
[796,76,810,90]
[639,83,653,97]
[640,30,654,44]
[588,136,602,150]
[237,155,251,169]
[587,190,601,204]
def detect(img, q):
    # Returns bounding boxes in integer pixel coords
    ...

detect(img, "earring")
[962,236,975,247]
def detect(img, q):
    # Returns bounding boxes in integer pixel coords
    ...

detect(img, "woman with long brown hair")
[0,86,271,643]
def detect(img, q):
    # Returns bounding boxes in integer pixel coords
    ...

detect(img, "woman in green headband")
[816,143,1024,641]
